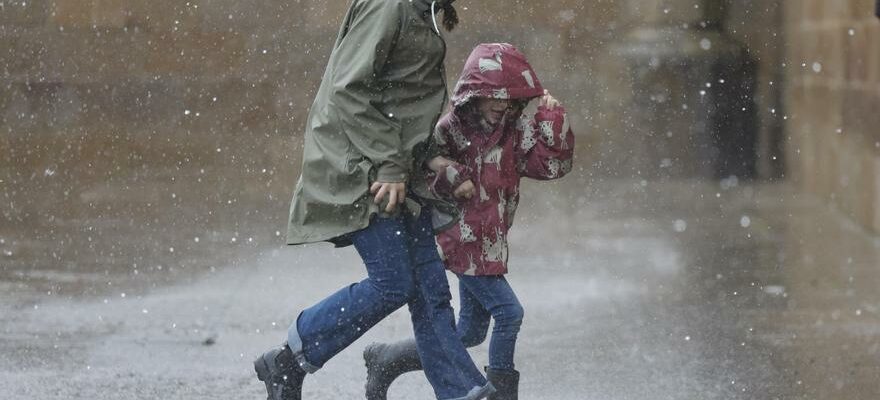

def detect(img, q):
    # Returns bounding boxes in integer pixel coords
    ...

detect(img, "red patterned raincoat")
[430,43,575,276]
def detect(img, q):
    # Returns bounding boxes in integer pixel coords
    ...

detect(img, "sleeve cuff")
[445,162,473,187]
[431,162,473,197]
[377,162,408,183]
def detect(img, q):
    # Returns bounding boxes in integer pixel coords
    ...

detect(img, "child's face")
[475,97,512,126]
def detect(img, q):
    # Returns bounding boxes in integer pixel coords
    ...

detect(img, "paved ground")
[2,164,880,399]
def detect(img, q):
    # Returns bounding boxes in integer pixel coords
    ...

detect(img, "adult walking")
[253,1,494,399]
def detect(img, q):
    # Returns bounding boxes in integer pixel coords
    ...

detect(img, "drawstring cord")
[430,1,440,35]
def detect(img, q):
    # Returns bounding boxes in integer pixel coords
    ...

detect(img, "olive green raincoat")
[287,0,455,246]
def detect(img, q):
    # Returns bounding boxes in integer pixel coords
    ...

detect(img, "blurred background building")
[2,2,879,398]
[1,0,878,234]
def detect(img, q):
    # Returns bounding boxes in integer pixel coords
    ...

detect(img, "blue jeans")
[288,210,487,399]
[456,275,524,371]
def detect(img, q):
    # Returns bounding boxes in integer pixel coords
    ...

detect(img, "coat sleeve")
[428,119,474,198]
[329,0,408,182]
[515,102,575,180]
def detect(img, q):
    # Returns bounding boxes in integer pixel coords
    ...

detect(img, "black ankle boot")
[363,339,423,400]
[254,343,307,400]
[486,368,519,400]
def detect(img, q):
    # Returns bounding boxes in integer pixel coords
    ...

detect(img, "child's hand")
[453,180,476,199]
[427,156,453,173]
[540,89,560,110]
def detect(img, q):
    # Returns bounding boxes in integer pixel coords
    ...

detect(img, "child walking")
[363,43,575,400]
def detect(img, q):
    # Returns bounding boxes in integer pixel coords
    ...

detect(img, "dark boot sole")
[363,344,390,400]
[254,354,274,399]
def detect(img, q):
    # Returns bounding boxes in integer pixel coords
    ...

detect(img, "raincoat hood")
[450,43,545,108]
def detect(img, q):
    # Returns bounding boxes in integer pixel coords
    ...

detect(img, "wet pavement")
[2,162,880,399]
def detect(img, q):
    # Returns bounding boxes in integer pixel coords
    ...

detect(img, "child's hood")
[450,43,545,108]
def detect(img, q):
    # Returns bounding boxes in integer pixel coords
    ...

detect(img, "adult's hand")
[370,181,407,213]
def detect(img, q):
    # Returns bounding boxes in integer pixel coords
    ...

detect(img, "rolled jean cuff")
[445,382,496,400]
[287,314,320,373]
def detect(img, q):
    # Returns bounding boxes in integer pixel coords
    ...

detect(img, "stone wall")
[4,0,846,198]
[0,1,616,173]
[783,0,880,232]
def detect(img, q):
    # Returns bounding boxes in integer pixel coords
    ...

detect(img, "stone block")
[802,85,841,133]
[833,134,862,219]
[51,0,130,29]
[782,0,806,25]
[837,133,878,226]
[0,0,51,27]
[785,82,806,127]
[143,31,246,77]
[867,23,880,84]
[815,27,845,82]
[50,1,92,28]
[874,156,880,232]
[804,0,826,23]
[0,30,46,78]
[45,30,151,82]
[855,144,877,225]
[133,1,295,33]
[800,28,821,71]
[788,115,814,189]
[842,90,880,145]
[824,0,852,22]
[295,0,350,29]
[845,24,871,82]
[849,0,877,20]
[813,123,833,199]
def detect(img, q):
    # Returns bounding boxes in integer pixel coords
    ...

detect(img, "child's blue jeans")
[456,274,524,372]
[288,209,487,399]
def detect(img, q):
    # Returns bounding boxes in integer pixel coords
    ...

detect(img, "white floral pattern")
[496,189,507,221]
[463,254,478,276]
[479,57,503,73]
[561,158,573,175]
[506,192,519,227]
[518,106,538,151]
[539,120,555,147]
[449,125,469,150]
[519,120,537,151]
[481,227,508,263]
[521,69,536,88]
[484,146,503,170]
[459,215,476,242]
[547,158,561,178]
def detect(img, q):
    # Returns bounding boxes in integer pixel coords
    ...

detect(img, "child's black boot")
[363,339,423,399]
[486,368,519,400]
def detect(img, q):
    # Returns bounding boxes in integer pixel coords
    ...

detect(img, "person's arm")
[428,123,475,199]
[332,0,405,181]
[516,92,575,180]
[330,0,407,210]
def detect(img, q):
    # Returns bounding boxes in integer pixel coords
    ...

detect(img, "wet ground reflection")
[2,160,879,398]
